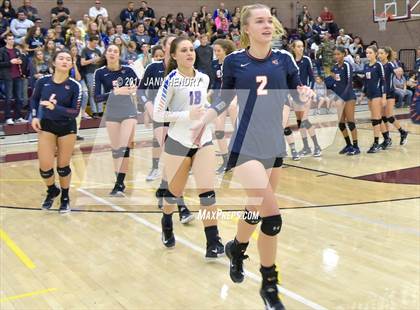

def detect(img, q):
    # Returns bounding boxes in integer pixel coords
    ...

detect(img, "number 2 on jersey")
[256,76,268,95]
[189,91,201,105]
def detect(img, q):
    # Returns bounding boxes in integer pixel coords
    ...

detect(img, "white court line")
[78,187,327,310]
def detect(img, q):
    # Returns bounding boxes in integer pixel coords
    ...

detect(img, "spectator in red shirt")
[320,6,338,36]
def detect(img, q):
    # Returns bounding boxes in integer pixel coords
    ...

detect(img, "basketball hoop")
[377,16,388,30]
[376,13,392,31]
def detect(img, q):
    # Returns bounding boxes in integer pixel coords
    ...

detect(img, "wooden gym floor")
[0,109,419,309]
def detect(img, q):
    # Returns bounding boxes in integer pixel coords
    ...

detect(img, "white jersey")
[153,69,212,148]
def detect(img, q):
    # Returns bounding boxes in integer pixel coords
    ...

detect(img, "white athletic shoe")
[5,118,14,125]
[15,118,28,123]
[146,168,160,182]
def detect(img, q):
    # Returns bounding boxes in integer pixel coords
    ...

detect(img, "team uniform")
[296,55,314,88]
[213,48,299,310]
[330,61,357,101]
[154,69,223,258]
[93,65,140,122]
[363,61,385,99]
[154,69,213,156]
[30,75,82,137]
[210,59,223,98]
[212,49,301,169]
[139,61,169,128]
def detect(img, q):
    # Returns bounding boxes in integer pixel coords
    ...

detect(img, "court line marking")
[77,187,327,310]
[0,228,36,269]
[0,288,57,303]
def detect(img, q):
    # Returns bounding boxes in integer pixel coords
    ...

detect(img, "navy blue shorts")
[366,91,383,100]
[41,119,77,137]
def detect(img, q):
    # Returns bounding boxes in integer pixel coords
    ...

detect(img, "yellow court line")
[0,288,57,303]
[0,228,36,270]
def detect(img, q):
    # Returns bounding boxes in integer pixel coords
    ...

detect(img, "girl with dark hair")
[30,50,82,213]
[153,36,224,259]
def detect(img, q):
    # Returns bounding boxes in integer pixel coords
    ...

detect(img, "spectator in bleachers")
[319,32,335,75]
[394,67,413,107]
[198,5,208,20]
[174,12,188,32]
[110,24,130,45]
[0,33,27,124]
[204,13,215,35]
[189,11,200,35]
[120,1,136,26]
[135,9,145,24]
[352,54,364,72]
[298,4,311,28]
[310,35,322,75]
[34,17,46,36]
[336,29,352,49]
[81,35,102,117]
[415,46,420,80]
[43,39,55,63]
[0,0,16,23]
[151,44,163,61]
[195,33,212,77]
[312,16,327,37]
[139,1,155,20]
[137,42,151,67]
[313,76,331,114]
[229,15,240,32]
[320,6,338,36]
[95,14,107,34]
[50,0,70,25]
[24,26,44,57]
[123,40,137,64]
[17,0,37,22]
[77,14,90,35]
[143,17,158,44]
[112,36,127,61]
[391,50,403,69]
[131,23,150,51]
[407,73,417,93]
[53,24,65,48]
[72,28,85,53]
[85,22,104,52]
[212,2,231,21]
[89,0,108,20]
[15,41,29,107]
[232,6,241,18]
[10,10,33,44]
[155,16,169,33]
[348,36,364,57]
[28,49,50,88]
[0,11,10,48]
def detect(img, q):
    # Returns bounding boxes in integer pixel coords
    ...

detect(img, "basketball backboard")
[372,0,411,22]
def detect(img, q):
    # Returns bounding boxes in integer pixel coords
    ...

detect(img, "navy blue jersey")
[331,61,356,101]
[138,61,165,105]
[93,65,140,119]
[383,62,396,96]
[210,59,223,91]
[296,56,314,88]
[415,58,420,81]
[30,75,81,120]
[212,48,302,158]
[363,61,385,99]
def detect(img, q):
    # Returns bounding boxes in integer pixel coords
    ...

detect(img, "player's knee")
[260,214,282,236]
[57,165,71,177]
[214,130,225,140]
[39,168,54,179]
[296,119,302,128]
[371,119,382,126]
[244,209,261,225]
[163,189,179,204]
[338,122,347,131]
[347,122,356,131]
[382,116,388,123]
[301,119,312,129]
[199,190,216,206]
[120,147,130,158]
[284,127,292,136]
[388,116,395,123]
[152,138,160,148]
[112,148,120,159]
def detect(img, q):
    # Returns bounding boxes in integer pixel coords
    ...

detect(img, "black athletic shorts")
[226,152,283,170]
[165,136,213,158]
[41,119,77,137]
[153,120,170,129]
[106,114,138,123]
[386,91,396,100]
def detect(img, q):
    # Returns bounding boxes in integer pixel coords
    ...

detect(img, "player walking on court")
[363,45,387,153]
[290,40,322,157]
[153,37,224,259]
[378,46,408,148]
[30,50,82,213]
[192,4,312,309]
[93,44,140,196]
[329,46,360,155]
[210,39,237,174]
[139,35,194,223]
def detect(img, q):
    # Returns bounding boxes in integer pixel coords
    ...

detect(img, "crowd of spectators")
[0,0,417,125]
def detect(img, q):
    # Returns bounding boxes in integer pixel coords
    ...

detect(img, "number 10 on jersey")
[189,91,202,105]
